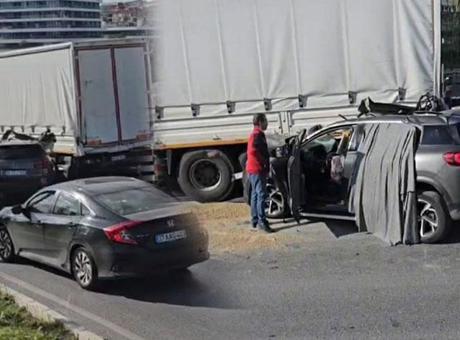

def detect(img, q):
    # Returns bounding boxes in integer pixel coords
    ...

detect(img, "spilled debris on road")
[190,203,296,255]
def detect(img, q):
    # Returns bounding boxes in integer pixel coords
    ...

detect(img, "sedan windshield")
[95,187,176,216]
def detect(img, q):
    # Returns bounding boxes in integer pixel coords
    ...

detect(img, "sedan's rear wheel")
[417,191,451,244]
[0,228,14,262]
[71,248,99,290]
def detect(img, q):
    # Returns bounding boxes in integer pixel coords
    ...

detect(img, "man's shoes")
[259,222,275,233]
[251,223,258,229]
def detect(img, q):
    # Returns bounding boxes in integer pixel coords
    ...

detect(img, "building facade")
[442,0,460,70]
[442,0,460,12]
[101,0,146,28]
[0,0,102,43]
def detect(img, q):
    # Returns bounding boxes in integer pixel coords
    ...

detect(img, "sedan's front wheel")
[71,248,99,290]
[0,228,15,262]
[417,191,451,244]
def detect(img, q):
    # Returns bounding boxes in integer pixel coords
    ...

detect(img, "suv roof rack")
[1,129,56,152]
[358,98,415,116]
[357,93,447,118]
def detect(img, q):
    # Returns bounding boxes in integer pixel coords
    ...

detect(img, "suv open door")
[287,129,306,223]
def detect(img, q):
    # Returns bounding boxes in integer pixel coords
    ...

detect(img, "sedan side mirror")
[11,205,23,215]
[11,205,27,215]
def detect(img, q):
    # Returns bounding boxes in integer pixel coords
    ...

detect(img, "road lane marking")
[0,272,145,340]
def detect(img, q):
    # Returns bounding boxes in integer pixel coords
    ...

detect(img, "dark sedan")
[0,177,209,290]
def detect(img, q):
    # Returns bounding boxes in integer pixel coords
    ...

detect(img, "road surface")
[2,220,460,339]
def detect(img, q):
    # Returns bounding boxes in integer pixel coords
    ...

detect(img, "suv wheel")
[265,180,287,219]
[417,191,451,243]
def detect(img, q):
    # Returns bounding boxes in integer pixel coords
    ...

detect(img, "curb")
[0,283,105,340]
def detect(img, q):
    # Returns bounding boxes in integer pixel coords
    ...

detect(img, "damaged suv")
[243,97,460,243]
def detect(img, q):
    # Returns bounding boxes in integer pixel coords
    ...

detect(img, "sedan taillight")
[103,221,142,245]
[443,152,460,166]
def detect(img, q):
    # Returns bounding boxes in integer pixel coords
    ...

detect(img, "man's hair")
[253,113,267,126]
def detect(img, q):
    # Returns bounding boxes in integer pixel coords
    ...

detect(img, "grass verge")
[0,292,75,340]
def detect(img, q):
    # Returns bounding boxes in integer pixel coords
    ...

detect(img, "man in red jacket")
[246,114,274,233]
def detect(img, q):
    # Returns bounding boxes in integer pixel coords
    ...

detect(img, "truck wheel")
[178,150,234,202]
[417,191,451,243]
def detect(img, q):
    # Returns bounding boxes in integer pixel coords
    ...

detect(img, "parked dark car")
[243,104,460,244]
[0,141,56,206]
[0,177,209,290]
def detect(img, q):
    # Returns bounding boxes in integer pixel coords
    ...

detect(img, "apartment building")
[0,0,102,43]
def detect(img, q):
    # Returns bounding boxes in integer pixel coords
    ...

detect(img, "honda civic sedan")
[0,177,209,290]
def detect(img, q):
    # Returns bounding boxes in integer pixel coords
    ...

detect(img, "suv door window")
[421,125,453,145]
[27,191,56,214]
[54,194,81,216]
[348,125,364,151]
[303,127,353,156]
[300,127,353,208]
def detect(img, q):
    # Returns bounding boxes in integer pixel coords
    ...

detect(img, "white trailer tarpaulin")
[0,44,77,136]
[151,0,441,114]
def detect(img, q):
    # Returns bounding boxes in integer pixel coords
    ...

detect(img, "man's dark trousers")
[249,173,268,227]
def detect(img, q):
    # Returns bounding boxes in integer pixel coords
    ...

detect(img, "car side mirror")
[11,205,23,215]
[12,205,30,218]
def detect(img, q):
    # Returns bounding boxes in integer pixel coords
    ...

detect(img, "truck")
[0,39,153,180]
[149,0,442,202]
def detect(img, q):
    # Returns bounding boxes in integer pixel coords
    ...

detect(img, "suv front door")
[289,125,357,220]
[287,130,306,222]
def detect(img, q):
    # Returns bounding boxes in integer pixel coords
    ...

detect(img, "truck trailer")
[150,0,442,202]
[0,39,153,179]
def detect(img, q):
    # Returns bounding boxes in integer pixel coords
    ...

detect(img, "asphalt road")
[2,220,460,339]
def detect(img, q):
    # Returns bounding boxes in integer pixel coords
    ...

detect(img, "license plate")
[3,170,27,176]
[233,172,243,180]
[155,230,187,244]
[111,155,126,162]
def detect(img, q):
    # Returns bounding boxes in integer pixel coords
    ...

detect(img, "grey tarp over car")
[349,123,419,245]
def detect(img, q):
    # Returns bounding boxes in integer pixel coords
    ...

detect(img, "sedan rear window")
[95,187,176,216]
[0,144,44,160]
